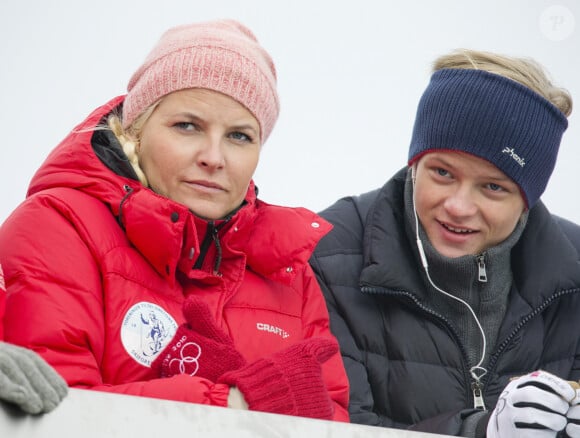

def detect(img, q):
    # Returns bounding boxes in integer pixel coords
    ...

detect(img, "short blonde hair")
[433,49,572,117]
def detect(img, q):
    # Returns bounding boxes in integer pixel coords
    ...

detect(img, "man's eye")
[436,168,450,177]
[487,183,503,192]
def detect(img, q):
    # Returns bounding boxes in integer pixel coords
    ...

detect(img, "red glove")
[152,297,246,382]
[218,337,338,420]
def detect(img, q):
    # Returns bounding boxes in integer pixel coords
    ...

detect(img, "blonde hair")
[433,49,572,117]
[106,100,161,186]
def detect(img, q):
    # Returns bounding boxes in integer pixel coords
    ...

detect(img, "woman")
[0,20,349,421]
[310,49,580,436]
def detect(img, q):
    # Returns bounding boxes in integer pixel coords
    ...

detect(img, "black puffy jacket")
[310,168,580,436]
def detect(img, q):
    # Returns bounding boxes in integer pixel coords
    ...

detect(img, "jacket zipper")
[476,254,487,283]
[362,286,477,407]
[193,221,217,270]
[486,287,580,379]
[117,185,134,230]
[473,252,487,408]
[192,220,227,273]
[471,379,485,410]
[362,286,580,410]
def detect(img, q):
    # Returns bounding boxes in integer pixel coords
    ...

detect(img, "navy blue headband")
[408,68,568,207]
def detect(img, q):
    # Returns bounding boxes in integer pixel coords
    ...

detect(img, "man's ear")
[411,163,417,183]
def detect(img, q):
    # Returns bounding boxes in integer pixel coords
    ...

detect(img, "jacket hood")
[28,96,131,213]
[27,96,331,285]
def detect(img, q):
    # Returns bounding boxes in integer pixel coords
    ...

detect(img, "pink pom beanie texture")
[123,20,279,143]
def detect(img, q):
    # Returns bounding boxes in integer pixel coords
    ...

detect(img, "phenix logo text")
[502,147,526,167]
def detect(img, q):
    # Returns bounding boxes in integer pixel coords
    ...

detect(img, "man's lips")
[438,221,477,234]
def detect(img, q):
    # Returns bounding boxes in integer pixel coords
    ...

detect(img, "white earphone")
[410,164,488,404]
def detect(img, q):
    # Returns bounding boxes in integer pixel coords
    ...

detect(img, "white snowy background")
[0,0,578,224]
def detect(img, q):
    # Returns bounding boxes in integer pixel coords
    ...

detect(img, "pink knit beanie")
[123,20,279,143]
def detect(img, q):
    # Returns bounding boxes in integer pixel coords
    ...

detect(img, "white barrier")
[1,388,452,437]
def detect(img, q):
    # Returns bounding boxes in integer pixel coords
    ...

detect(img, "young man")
[311,50,580,437]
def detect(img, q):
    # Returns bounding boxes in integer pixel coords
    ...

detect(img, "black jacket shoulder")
[315,188,381,256]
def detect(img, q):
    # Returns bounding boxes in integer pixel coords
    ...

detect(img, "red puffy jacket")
[0,96,349,420]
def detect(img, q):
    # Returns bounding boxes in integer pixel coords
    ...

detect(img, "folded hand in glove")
[0,342,68,414]
[219,337,338,420]
[151,296,246,382]
[487,370,575,438]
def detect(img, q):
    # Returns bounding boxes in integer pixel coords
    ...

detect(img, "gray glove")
[0,341,68,414]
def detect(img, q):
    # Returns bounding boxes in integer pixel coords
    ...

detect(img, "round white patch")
[121,302,178,367]
[539,5,575,42]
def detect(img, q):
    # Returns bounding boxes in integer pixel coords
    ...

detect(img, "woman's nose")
[197,137,225,169]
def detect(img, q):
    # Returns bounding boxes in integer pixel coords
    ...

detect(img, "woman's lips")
[186,180,225,192]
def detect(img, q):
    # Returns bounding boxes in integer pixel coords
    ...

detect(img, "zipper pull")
[477,254,487,283]
[471,380,486,410]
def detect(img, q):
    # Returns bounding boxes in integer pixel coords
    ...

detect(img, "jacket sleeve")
[0,195,230,407]
[310,255,406,428]
[409,409,489,437]
[299,264,350,422]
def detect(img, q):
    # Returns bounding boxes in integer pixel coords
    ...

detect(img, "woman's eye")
[230,131,252,143]
[174,122,196,131]
[436,168,450,177]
